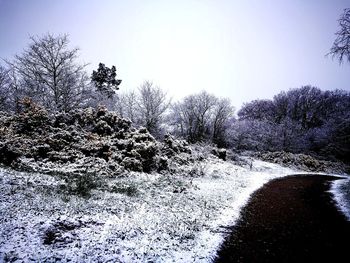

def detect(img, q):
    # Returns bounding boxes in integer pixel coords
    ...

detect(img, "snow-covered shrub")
[156,156,169,171]
[256,151,348,173]
[110,183,138,197]
[0,111,12,135]
[79,142,112,161]
[61,170,103,198]
[41,217,91,245]
[73,107,96,130]
[33,144,51,159]
[46,150,80,163]
[0,143,21,165]
[190,143,213,161]
[93,120,113,135]
[13,97,50,134]
[211,147,227,161]
[226,151,250,166]
[121,157,143,172]
[162,134,191,156]
[130,127,155,143]
[133,142,158,172]
[0,105,201,176]
[171,153,193,165]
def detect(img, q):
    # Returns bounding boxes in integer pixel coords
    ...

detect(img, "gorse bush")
[14,97,50,134]
[0,100,194,177]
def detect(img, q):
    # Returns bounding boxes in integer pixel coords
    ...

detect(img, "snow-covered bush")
[109,182,139,197]
[0,143,21,165]
[13,97,50,134]
[162,134,191,156]
[156,156,169,171]
[133,142,157,172]
[211,147,227,161]
[94,120,113,135]
[61,171,102,198]
[121,157,143,172]
[0,103,203,178]
[256,151,348,173]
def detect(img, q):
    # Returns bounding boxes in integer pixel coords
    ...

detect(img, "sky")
[0,0,349,109]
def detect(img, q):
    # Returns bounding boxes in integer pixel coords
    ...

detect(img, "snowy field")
[0,157,347,262]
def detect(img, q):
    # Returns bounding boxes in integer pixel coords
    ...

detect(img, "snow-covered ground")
[330,177,350,221]
[0,157,347,262]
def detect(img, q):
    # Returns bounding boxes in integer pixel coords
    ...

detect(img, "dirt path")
[215,175,350,263]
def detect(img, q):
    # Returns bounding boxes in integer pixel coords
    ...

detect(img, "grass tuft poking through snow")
[1,158,300,262]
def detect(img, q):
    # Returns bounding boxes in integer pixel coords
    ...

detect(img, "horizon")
[0,0,349,109]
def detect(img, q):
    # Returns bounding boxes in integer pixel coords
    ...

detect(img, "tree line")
[0,16,349,163]
[232,86,350,162]
[0,33,235,146]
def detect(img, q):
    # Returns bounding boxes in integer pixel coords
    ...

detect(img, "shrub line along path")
[215,174,350,263]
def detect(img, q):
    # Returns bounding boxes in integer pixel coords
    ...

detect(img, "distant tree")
[6,33,90,112]
[277,117,305,152]
[169,91,234,145]
[329,8,350,64]
[285,86,323,129]
[238,86,324,129]
[136,81,170,136]
[228,119,280,151]
[235,86,350,162]
[114,91,138,123]
[193,92,218,142]
[91,63,121,98]
[273,91,289,123]
[173,91,217,142]
[238,99,275,122]
[211,98,235,147]
[0,65,11,111]
[168,101,188,138]
[0,65,27,112]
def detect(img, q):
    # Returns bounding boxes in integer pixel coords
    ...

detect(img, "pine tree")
[91,63,122,97]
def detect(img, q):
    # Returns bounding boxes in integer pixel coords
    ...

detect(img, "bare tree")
[169,95,197,142]
[234,86,350,161]
[114,91,138,123]
[329,8,350,64]
[6,33,90,111]
[169,91,233,144]
[137,81,171,136]
[0,65,27,112]
[212,98,235,147]
[191,91,218,142]
[238,99,275,122]
[168,101,189,138]
[112,83,170,137]
[0,65,11,111]
[228,119,280,151]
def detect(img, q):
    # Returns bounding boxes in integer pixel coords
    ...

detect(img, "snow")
[329,177,350,221]
[0,157,345,262]
[188,158,299,261]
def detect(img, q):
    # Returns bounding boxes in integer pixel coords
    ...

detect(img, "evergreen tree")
[91,63,122,97]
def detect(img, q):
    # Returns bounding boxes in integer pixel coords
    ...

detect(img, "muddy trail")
[215,175,350,263]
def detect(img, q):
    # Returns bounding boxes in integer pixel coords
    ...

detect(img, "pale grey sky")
[0,0,349,109]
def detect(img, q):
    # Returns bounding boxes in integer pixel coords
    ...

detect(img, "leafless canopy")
[0,66,11,111]
[169,91,234,146]
[137,81,171,135]
[6,33,89,111]
[329,8,350,64]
